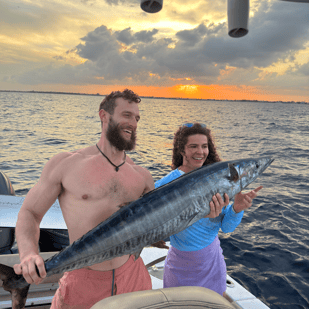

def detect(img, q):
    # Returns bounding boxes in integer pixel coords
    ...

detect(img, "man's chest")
[61,160,146,203]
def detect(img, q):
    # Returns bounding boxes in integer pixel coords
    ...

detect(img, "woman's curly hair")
[171,123,221,170]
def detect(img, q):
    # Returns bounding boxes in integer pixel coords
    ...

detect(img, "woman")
[155,123,262,297]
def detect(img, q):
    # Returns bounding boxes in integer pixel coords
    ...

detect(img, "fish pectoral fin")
[11,285,30,309]
[187,213,201,226]
[0,263,19,288]
[227,163,239,182]
[131,248,143,261]
[0,263,30,309]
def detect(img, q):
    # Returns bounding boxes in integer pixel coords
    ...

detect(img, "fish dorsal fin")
[132,248,143,261]
[227,163,239,182]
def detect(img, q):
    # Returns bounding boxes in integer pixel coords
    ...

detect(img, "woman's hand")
[205,193,229,218]
[233,186,263,213]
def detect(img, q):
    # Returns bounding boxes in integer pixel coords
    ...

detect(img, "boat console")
[0,171,69,255]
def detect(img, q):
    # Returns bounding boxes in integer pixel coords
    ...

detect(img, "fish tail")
[0,263,30,309]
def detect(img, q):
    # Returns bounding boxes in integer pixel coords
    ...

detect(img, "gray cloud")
[299,63,309,76]
[13,0,309,87]
[115,28,159,45]
[196,1,309,69]
[134,29,159,43]
[76,25,120,62]
[176,23,216,46]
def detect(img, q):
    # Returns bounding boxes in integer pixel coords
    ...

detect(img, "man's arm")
[141,167,155,194]
[13,152,70,285]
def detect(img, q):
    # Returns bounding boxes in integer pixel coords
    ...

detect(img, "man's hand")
[233,186,263,213]
[204,193,229,218]
[14,254,46,285]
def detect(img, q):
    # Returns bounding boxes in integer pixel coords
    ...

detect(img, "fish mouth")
[258,156,274,174]
[238,156,274,191]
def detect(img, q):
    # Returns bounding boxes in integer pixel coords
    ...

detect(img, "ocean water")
[1,91,308,308]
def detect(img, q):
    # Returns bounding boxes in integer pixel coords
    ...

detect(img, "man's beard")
[106,118,136,151]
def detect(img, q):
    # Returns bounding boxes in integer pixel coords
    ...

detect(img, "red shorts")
[50,256,152,309]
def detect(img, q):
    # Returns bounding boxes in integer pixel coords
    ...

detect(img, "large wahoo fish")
[0,156,273,308]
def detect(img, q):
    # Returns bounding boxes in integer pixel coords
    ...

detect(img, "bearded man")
[13,89,154,308]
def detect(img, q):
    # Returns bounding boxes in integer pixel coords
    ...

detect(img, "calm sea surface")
[1,92,309,308]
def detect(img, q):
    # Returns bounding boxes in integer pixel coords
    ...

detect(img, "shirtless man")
[13,89,227,308]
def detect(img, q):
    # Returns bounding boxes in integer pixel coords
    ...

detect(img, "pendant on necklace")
[96,144,126,172]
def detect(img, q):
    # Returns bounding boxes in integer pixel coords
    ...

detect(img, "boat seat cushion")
[90,286,236,309]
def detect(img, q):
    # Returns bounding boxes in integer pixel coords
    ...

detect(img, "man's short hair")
[99,89,141,115]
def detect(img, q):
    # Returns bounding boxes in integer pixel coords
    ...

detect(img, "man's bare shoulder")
[48,150,80,165]
[44,146,93,173]
[126,156,154,194]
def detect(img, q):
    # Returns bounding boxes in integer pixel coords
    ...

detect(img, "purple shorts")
[163,236,226,296]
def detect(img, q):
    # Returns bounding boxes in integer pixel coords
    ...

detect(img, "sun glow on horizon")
[176,85,199,96]
[27,83,309,103]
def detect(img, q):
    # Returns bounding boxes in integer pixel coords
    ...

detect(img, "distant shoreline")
[0,90,307,104]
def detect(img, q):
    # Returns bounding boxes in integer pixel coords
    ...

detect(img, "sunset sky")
[1,0,309,102]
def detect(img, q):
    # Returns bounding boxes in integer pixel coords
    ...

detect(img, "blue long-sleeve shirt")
[155,168,244,251]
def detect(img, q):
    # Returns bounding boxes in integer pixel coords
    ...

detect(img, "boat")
[0,171,270,308]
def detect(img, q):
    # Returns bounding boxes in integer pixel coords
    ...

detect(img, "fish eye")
[256,163,260,168]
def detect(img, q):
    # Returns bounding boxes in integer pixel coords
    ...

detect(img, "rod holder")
[228,0,249,38]
[140,0,163,13]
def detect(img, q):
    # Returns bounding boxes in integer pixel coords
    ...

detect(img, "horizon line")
[0,89,308,104]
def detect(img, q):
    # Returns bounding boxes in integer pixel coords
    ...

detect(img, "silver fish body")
[1,156,273,293]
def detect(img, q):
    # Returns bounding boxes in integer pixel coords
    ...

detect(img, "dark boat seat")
[0,227,70,254]
[0,171,16,254]
[0,227,69,254]
[90,286,237,309]
[0,171,15,196]
[0,227,15,254]
[39,229,69,252]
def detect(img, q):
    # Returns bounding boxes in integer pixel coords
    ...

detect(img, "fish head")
[229,156,274,190]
